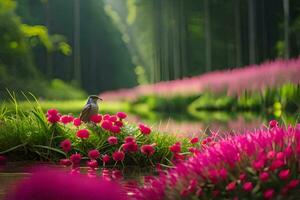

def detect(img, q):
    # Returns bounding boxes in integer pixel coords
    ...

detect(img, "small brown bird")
[79,95,102,122]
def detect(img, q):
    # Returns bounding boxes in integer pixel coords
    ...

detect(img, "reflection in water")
[126,111,268,137]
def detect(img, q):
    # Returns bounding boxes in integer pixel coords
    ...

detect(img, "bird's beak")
[98,97,103,101]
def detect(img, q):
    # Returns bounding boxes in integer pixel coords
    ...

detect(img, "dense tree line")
[1,0,300,97]
[105,0,300,82]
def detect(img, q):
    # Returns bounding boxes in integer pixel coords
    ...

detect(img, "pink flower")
[103,114,110,120]
[102,154,110,164]
[190,137,199,144]
[279,169,290,180]
[141,144,155,156]
[123,142,138,153]
[267,150,276,160]
[70,153,82,165]
[46,109,60,124]
[117,112,127,119]
[59,159,72,166]
[109,115,118,123]
[47,115,60,124]
[73,118,81,127]
[139,124,151,135]
[243,182,253,192]
[90,114,102,123]
[115,121,123,127]
[60,139,72,152]
[226,181,236,191]
[76,129,90,139]
[108,136,118,145]
[270,159,284,171]
[263,189,275,199]
[60,115,73,124]
[47,109,59,116]
[276,152,285,160]
[169,142,181,153]
[219,168,228,180]
[124,136,135,143]
[239,173,246,181]
[88,150,100,160]
[259,172,269,182]
[269,120,278,128]
[101,120,112,131]
[87,160,98,169]
[8,168,126,200]
[110,125,121,134]
[0,155,7,165]
[112,151,125,162]
[253,160,265,171]
[287,179,299,189]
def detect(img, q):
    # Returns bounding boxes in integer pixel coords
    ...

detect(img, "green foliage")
[44,79,87,100]
[0,98,190,167]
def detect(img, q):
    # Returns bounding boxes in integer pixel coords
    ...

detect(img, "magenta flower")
[259,172,269,182]
[269,120,278,128]
[70,153,81,165]
[243,182,253,192]
[6,168,126,200]
[226,181,236,191]
[90,114,102,123]
[103,114,111,120]
[88,150,100,160]
[278,169,290,180]
[60,139,71,152]
[117,112,127,119]
[169,142,181,153]
[47,109,59,116]
[46,109,60,124]
[267,150,276,160]
[124,136,135,143]
[47,115,60,124]
[73,118,81,127]
[263,189,275,199]
[60,115,74,125]
[123,142,139,153]
[141,144,155,156]
[112,151,125,162]
[190,137,199,144]
[139,124,151,135]
[59,159,72,166]
[76,129,90,139]
[108,136,118,145]
[101,120,112,131]
[110,125,121,134]
[115,120,123,127]
[109,115,118,123]
[287,179,299,189]
[102,154,110,164]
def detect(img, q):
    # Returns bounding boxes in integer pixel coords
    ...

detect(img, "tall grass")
[0,94,191,167]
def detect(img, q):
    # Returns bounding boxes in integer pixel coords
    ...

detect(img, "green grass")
[2,99,131,115]
[0,97,191,168]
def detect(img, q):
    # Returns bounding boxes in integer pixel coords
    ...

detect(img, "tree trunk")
[74,0,81,86]
[204,0,212,72]
[283,0,290,59]
[248,0,256,64]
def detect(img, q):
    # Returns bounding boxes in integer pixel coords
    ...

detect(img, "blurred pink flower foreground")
[101,58,300,100]
[6,168,127,200]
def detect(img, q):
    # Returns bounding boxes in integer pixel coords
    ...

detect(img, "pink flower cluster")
[132,121,300,199]
[53,109,157,169]
[100,57,300,100]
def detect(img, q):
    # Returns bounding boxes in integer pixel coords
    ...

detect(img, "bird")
[79,95,102,122]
